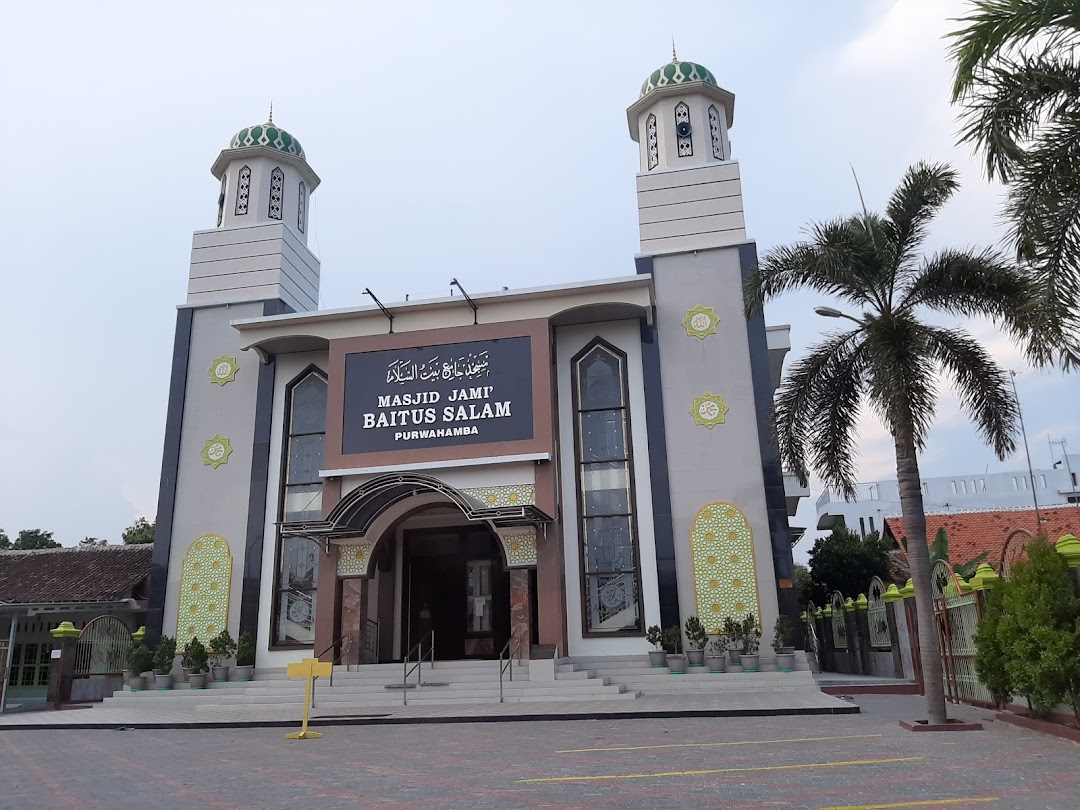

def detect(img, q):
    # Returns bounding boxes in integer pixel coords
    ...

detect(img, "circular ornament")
[209,355,239,386]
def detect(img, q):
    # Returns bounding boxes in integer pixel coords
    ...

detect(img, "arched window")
[273,368,327,646]
[675,102,693,157]
[646,114,658,171]
[708,105,724,160]
[216,174,227,227]
[235,165,251,215]
[572,339,643,635]
[297,181,306,232]
[268,166,284,220]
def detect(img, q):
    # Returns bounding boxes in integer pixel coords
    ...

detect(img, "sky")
[1,1,1077,558]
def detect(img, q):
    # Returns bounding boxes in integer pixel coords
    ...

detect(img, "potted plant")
[645,625,667,668]
[152,635,177,689]
[234,632,256,681]
[182,637,209,689]
[772,615,796,672]
[739,613,762,672]
[662,626,687,674]
[208,628,236,682]
[126,643,153,691]
[723,616,743,665]
[706,636,727,673]
[684,616,707,667]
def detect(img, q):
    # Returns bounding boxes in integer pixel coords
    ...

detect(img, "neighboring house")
[884,506,1080,575]
[817,453,1080,538]
[0,545,152,708]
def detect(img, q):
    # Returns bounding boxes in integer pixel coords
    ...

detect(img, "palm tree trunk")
[893,426,948,725]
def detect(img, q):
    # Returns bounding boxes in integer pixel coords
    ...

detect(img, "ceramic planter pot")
[154,673,174,690]
[775,652,796,672]
[706,656,726,673]
[728,649,742,665]
[211,665,231,682]
[740,654,760,672]
[128,675,145,691]
[187,673,208,689]
[182,667,193,679]
[780,646,795,654]
[648,650,668,668]
[233,665,254,681]
[667,654,688,674]
[686,649,706,667]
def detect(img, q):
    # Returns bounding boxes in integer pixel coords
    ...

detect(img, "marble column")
[509,569,532,661]
[339,578,366,665]
[314,543,340,661]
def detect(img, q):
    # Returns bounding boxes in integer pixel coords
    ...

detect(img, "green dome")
[640,60,717,98]
[229,122,304,159]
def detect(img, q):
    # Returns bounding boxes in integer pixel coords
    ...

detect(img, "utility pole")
[1011,371,1042,530]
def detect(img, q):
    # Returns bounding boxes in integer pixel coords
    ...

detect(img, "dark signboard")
[342,336,534,454]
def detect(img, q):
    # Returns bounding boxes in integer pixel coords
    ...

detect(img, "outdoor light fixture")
[814,306,844,318]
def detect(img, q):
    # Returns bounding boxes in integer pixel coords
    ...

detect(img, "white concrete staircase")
[561,652,819,697]
[101,659,639,712]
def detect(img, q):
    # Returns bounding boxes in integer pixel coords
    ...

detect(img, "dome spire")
[671,37,678,64]
[267,100,273,125]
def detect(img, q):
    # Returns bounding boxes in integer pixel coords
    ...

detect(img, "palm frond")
[884,162,960,277]
[772,329,866,496]
[950,0,1080,100]
[862,313,938,450]
[923,326,1019,459]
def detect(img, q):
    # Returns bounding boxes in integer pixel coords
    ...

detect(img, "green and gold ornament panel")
[690,502,760,634]
[682,306,719,339]
[499,528,538,568]
[337,541,376,577]
[209,355,239,386]
[690,393,729,429]
[201,435,233,469]
[461,484,535,508]
[175,535,233,648]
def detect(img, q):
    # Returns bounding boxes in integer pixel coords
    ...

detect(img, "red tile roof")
[884,506,1080,571]
[0,545,152,605]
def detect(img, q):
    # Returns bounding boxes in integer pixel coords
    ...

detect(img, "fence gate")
[932,560,993,706]
[73,616,130,677]
[830,592,847,650]
[867,577,891,649]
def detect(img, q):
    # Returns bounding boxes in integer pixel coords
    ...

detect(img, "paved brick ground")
[1,695,1076,809]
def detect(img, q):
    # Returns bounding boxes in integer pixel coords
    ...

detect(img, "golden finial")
[672,37,678,63]
[268,101,274,125]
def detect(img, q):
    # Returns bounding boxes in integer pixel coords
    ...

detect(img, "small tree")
[122,517,156,545]
[645,625,663,651]
[740,613,761,656]
[0,530,10,550]
[684,616,707,651]
[208,628,236,666]
[153,636,177,673]
[126,643,153,675]
[807,529,894,605]
[661,626,682,654]
[182,637,209,674]
[773,615,794,653]
[722,615,743,651]
[236,633,256,668]
[14,529,60,550]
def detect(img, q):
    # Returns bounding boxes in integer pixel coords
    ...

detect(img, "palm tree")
[745,162,1037,725]
[950,0,1080,367]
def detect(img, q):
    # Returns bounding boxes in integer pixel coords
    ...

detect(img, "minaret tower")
[627,55,800,640]
[148,113,321,648]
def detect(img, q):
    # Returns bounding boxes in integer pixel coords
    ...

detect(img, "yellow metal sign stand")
[285,657,332,740]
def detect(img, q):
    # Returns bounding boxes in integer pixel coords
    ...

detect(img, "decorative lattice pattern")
[646,114,658,170]
[235,165,251,215]
[217,174,226,227]
[297,181,306,232]
[690,502,759,633]
[675,102,693,157]
[708,105,724,160]
[337,541,375,576]
[268,167,284,220]
[501,528,537,568]
[175,535,232,649]
[867,576,890,649]
[462,484,535,508]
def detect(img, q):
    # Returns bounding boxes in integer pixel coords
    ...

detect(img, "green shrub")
[645,625,663,651]
[208,628,236,666]
[236,632,256,667]
[182,637,209,674]
[661,626,682,654]
[722,616,742,650]
[684,616,707,650]
[740,613,761,655]
[126,643,153,674]
[772,615,794,653]
[152,635,177,673]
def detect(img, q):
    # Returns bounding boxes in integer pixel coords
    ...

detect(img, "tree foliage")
[122,517,156,545]
[950,0,1080,367]
[13,529,60,550]
[80,537,108,547]
[0,530,10,550]
[974,540,1080,721]
[807,528,894,605]
[794,563,813,607]
[892,527,990,580]
[745,161,1038,725]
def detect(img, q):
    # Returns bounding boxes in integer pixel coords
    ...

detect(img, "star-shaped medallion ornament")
[682,305,719,339]
[690,393,730,429]
[201,435,233,469]
[209,355,239,386]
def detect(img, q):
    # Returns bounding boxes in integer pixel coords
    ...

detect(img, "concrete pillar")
[854,594,871,675]
[509,569,532,662]
[46,621,80,710]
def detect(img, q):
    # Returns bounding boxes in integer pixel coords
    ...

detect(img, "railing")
[402,631,434,706]
[363,619,379,664]
[497,638,521,704]
[311,633,350,708]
